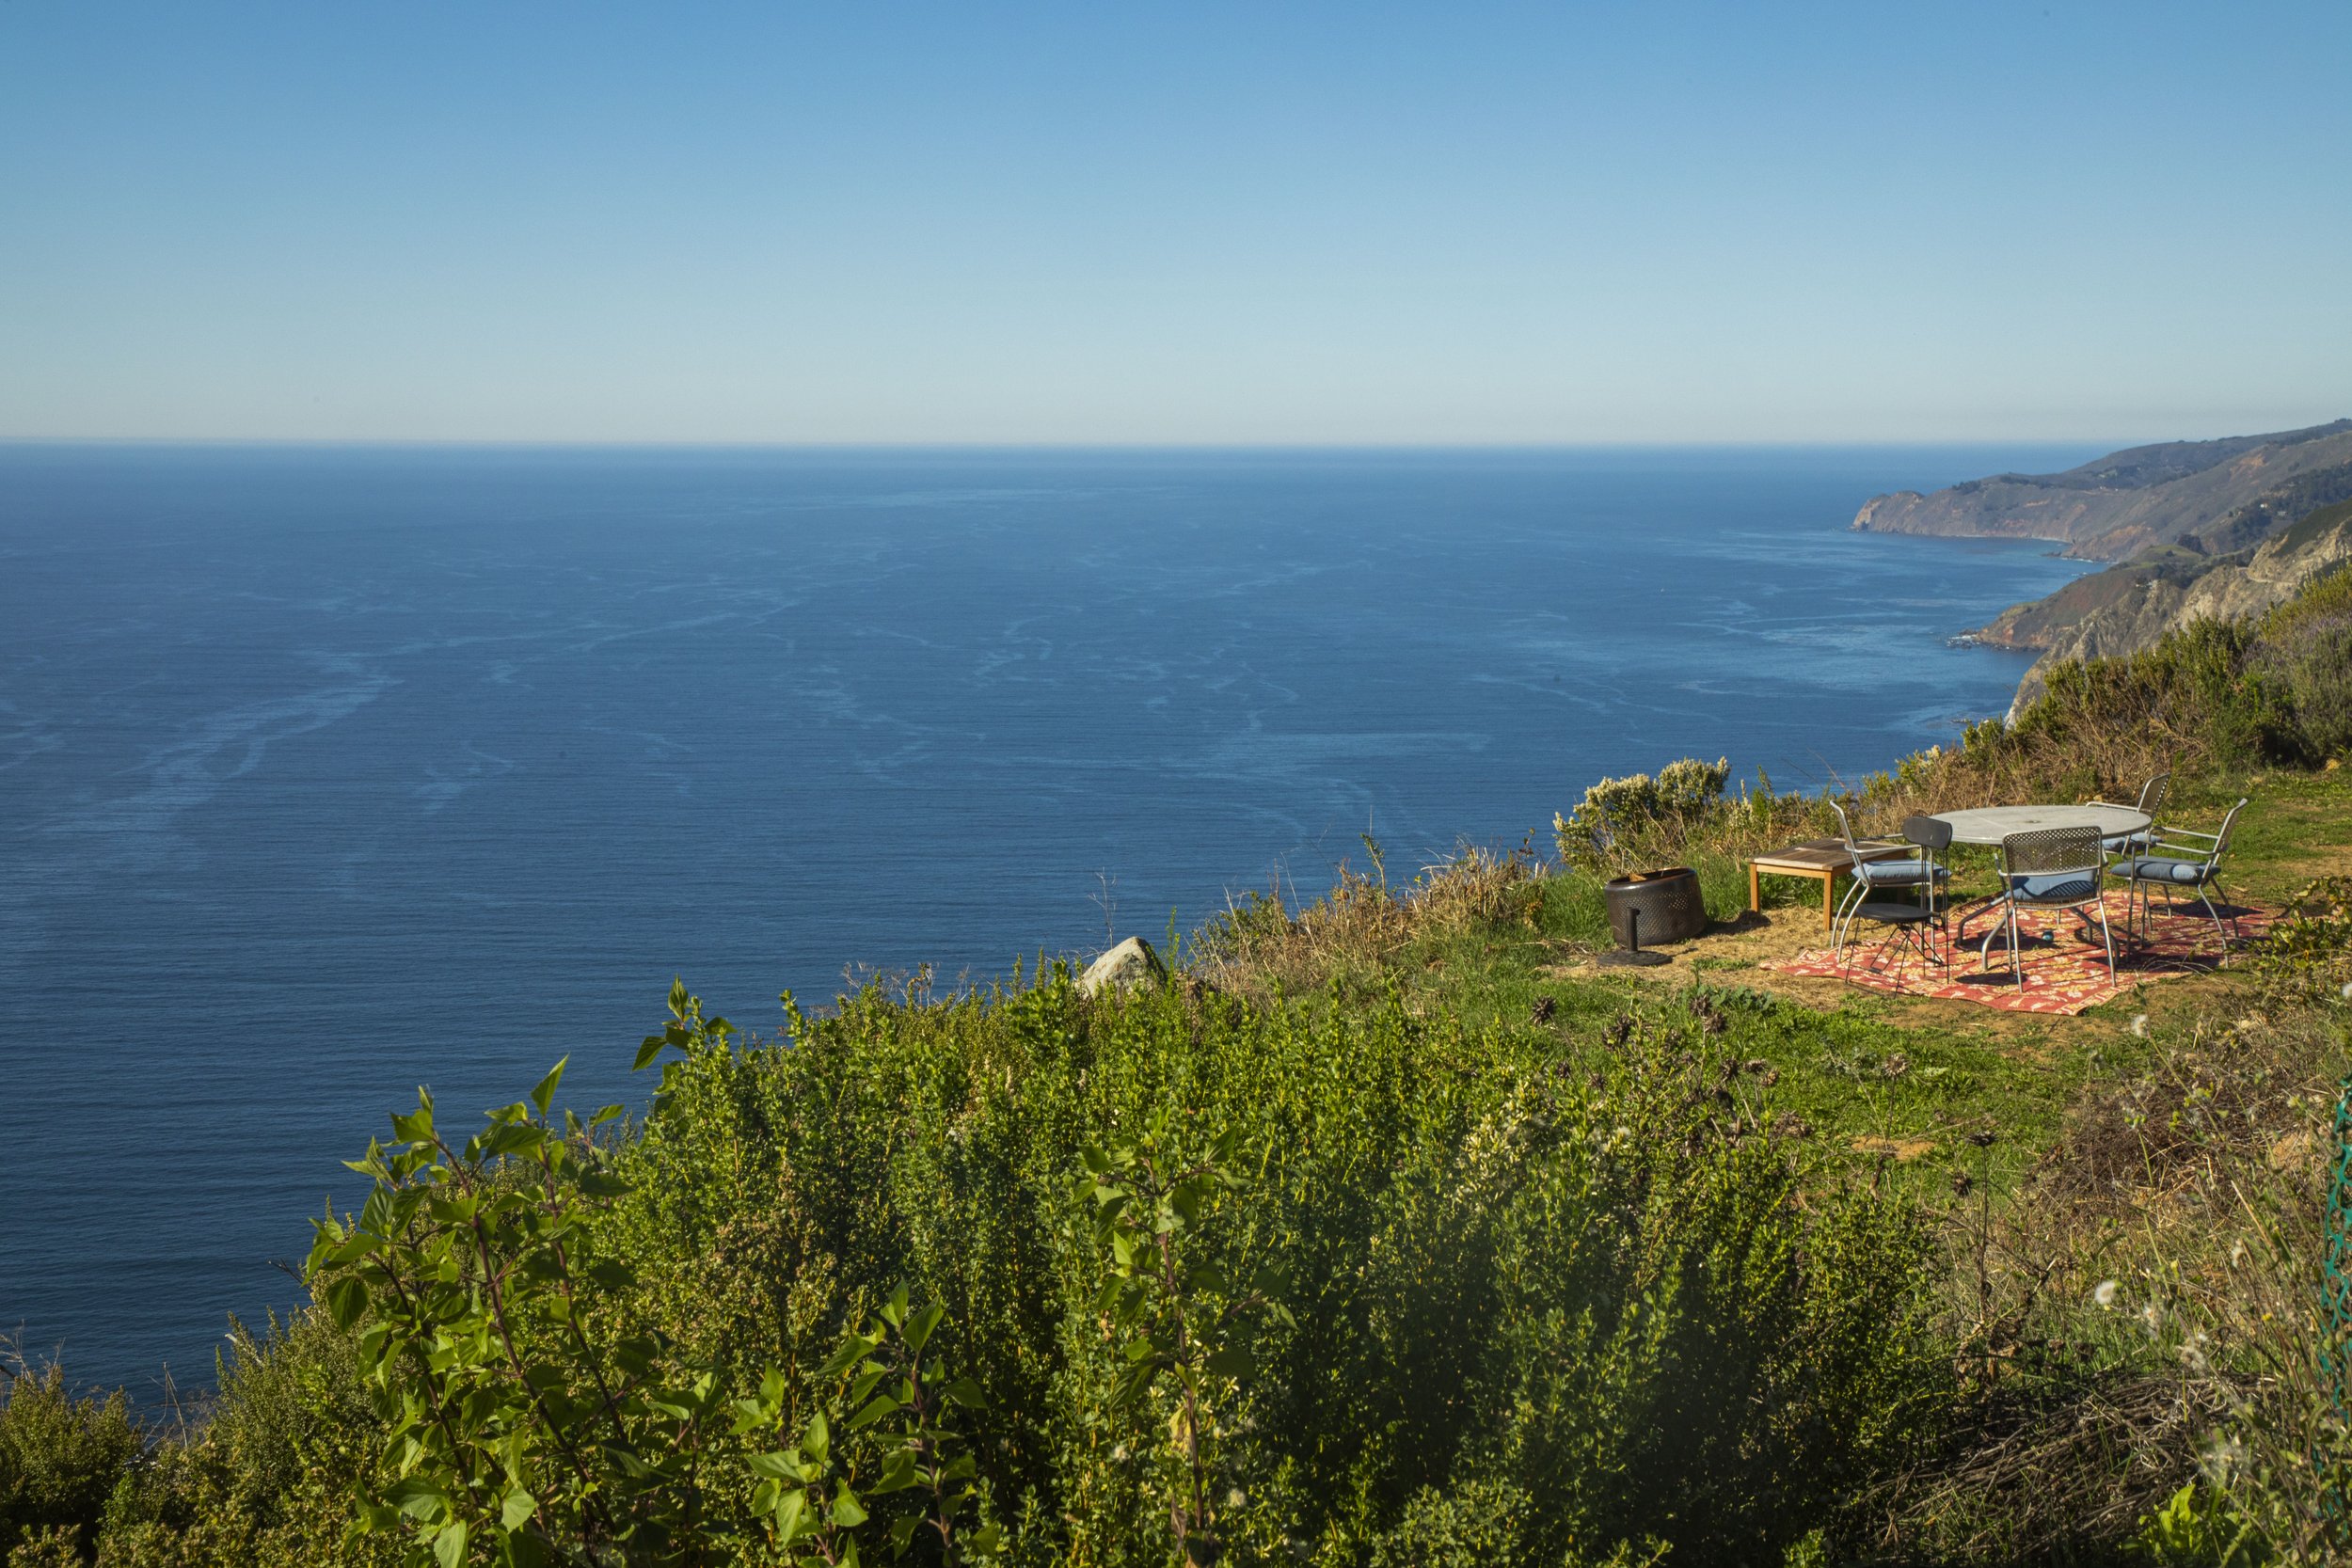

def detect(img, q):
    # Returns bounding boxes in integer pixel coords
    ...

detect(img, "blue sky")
[2,2,2345,444]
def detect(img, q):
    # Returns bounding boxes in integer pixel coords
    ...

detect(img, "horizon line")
[0,433,2175,453]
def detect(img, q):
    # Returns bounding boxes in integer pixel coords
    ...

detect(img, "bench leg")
[1749,863,1760,911]
[1821,871,1835,930]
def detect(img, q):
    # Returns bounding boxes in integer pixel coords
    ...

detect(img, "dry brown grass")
[1194,844,1543,999]
[1874,964,2352,1561]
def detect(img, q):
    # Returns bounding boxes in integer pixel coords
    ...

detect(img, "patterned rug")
[1763,890,2274,1015]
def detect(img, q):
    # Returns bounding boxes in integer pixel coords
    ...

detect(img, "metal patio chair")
[1984,824,2117,990]
[2089,770,2169,856]
[2110,796,2249,950]
[1828,801,1951,959]
[1836,815,1954,981]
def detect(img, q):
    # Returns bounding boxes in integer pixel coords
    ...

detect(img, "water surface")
[0,444,2093,1394]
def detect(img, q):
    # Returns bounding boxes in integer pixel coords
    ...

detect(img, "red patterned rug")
[1762,891,2273,1015]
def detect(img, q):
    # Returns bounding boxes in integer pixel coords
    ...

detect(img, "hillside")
[1974,497,2352,709]
[1851,418,2352,561]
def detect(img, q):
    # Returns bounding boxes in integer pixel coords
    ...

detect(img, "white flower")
[1226,1488,1248,1511]
[2341,980,2352,1002]
[2129,1014,2149,1038]
[2230,1240,2248,1268]
[2093,1279,2120,1308]
[2142,1301,2165,1337]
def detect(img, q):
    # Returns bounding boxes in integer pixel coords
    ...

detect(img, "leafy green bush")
[591,973,1948,1567]
[83,1311,392,1567]
[2253,564,2352,762]
[1554,756,1730,871]
[0,1364,140,1562]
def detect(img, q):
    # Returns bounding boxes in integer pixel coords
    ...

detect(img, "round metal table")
[1931,804,2152,958]
[1930,803,2150,847]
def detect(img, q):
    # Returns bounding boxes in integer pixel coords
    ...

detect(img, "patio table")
[1929,803,2151,847]
[1930,804,2152,952]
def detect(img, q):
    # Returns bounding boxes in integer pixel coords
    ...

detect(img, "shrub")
[1554,755,1731,872]
[0,1364,141,1562]
[85,1311,392,1567]
[2253,564,2352,762]
[593,975,1949,1567]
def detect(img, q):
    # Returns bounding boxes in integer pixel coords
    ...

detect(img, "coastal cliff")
[1979,498,2352,711]
[1852,419,2352,562]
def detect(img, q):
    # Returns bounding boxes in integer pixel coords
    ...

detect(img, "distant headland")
[1854,420,2352,708]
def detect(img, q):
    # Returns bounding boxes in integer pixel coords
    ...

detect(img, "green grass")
[1279,768,2352,1212]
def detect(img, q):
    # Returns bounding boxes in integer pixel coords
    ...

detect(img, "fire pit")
[1600,866,1706,965]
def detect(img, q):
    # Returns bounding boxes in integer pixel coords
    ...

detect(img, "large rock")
[1078,936,1167,997]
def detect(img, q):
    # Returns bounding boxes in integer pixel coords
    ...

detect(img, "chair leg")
[2198,881,2236,951]
[1832,876,1869,955]
[2093,898,2117,988]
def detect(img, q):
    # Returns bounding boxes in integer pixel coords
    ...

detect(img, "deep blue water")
[0,444,2096,1397]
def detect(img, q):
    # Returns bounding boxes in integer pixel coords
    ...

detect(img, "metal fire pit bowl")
[1600,867,1707,960]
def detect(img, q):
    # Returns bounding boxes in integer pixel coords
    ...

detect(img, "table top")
[1930,803,2151,847]
[1751,836,1912,871]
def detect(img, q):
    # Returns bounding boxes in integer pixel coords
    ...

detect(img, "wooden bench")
[1749,837,1914,929]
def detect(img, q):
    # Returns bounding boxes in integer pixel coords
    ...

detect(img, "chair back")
[1826,800,1864,857]
[2001,825,2104,906]
[2207,797,2249,863]
[1902,815,1953,852]
[2137,771,2171,819]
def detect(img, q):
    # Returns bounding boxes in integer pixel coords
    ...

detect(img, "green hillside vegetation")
[8,562,2352,1567]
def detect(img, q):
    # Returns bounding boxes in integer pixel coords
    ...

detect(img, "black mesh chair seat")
[1835,814,1953,982]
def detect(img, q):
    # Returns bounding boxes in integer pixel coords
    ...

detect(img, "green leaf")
[1205,1345,1255,1380]
[501,1489,537,1530]
[325,1274,370,1331]
[818,1334,878,1382]
[530,1058,566,1117]
[831,1485,869,1528]
[577,1170,633,1199]
[874,1448,920,1494]
[391,1097,437,1147]
[803,1410,831,1465]
[774,1487,809,1544]
[904,1302,945,1355]
[942,1375,987,1409]
[846,1393,901,1431]
[434,1519,469,1568]
[634,1034,667,1071]
[584,1260,637,1292]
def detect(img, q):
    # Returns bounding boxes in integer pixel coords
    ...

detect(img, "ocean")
[0,443,2093,1397]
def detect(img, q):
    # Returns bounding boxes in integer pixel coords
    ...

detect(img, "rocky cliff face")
[1990,500,2352,712]
[1851,420,2352,562]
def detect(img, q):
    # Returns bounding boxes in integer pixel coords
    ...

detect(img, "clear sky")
[2,2,2345,445]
